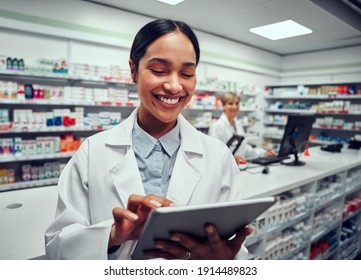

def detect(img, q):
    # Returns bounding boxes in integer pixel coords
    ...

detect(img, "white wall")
[279,45,361,84]
[0,30,69,65]
[0,0,281,86]
[0,0,359,86]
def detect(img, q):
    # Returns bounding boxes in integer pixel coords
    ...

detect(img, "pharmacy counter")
[242,147,361,199]
[0,147,360,260]
[240,147,361,260]
[0,186,57,259]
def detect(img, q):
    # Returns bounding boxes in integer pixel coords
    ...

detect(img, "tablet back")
[131,197,275,260]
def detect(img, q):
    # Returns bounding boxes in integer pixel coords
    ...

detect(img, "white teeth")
[158,96,180,104]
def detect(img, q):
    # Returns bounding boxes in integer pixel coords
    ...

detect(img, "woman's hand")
[143,224,253,260]
[234,154,247,165]
[265,149,277,157]
[108,194,174,250]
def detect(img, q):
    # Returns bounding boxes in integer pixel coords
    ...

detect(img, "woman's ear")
[129,59,137,84]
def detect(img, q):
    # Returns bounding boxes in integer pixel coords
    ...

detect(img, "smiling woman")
[45,18,252,260]
[129,20,199,138]
[131,34,196,136]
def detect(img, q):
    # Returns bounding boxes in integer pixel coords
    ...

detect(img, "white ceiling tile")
[83,0,361,55]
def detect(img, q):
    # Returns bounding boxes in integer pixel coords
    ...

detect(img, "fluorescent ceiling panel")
[157,0,185,5]
[250,20,312,40]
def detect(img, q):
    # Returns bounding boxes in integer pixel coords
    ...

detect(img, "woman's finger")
[229,226,253,247]
[204,224,222,247]
[127,194,175,213]
[112,207,139,224]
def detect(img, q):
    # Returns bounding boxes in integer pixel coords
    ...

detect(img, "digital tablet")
[226,134,244,155]
[131,196,275,260]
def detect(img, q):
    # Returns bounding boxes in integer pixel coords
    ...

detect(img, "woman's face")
[130,31,197,135]
[223,97,240,119]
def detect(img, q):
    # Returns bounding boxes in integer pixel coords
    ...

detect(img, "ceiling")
[83,0,361,56]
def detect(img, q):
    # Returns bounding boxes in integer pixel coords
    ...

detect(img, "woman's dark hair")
[130,19,200,74]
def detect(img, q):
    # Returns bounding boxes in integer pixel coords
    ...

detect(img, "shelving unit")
[243,147,361,260]
[0,71,137,191]
[262,83,361,146]
[180,88,260,136]
[1,70,261,191]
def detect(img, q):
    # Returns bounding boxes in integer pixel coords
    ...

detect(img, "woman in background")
[208,92,276,164]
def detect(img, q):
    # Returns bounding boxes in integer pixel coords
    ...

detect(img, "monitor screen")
[278,114,315,166]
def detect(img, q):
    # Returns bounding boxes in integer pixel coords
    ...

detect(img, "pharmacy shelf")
[184,107,221,111]
[239,108,256,112]
[262,133,283,140]
[344,184,361,196]
[283,242,309,260]
[0,178,58,192]
[0,70,263,194]
[340,231,360,250]
[0,126,111,134]
[0,70,133,194]
[310,139,336,145]
[264,123,361,133]
[314,192,344,212]
[0,69,130,85]
[315,111,360,115]
[311,219,342,243]
[265,95,361,100]
[0,99,138,108]
[343,207,361,222]
[263,83,361,147]
[245,234,263,247]
[0,152,75,163]
[313,125,361,132]
[241,148,361,260]
[322,246,338,260]
[267,211,310,236]
[265,109,316,114]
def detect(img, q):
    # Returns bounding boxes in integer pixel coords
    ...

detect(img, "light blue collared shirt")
[132,120,180,196]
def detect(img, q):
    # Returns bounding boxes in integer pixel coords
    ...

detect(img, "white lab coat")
[208,113,264,160]
[45,108,248,260]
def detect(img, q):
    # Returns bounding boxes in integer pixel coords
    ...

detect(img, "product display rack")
[0,70,137,192]
[1,70,260,191]
[262,82,361,146]
[243,148,361,260]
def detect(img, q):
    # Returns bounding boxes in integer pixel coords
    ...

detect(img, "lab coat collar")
[163,113,203,205]
[219,112,240,134]
[105,108,138,147]
[105,107,204,156]
[107,107,203,207]
[219,113,234,128]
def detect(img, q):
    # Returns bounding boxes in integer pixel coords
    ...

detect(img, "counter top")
[242,147,361,199]
[0,186,57,259]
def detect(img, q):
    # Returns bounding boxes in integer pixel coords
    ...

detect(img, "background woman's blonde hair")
[220,92,240,105]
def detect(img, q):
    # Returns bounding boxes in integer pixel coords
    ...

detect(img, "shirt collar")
[132,119,180,158]
[159,122,180,157]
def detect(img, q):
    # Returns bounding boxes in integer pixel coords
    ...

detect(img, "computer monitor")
[278,114,315,166]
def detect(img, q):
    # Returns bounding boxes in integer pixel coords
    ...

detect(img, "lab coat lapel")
[166,150,202,205]
[107,110,204,206]
[166,115,203,205]
[107,108,145,207]
[109,150,145,207]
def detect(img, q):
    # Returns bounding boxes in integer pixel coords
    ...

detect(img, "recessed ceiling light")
[157,0,185,5]
[249,20,312,40]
